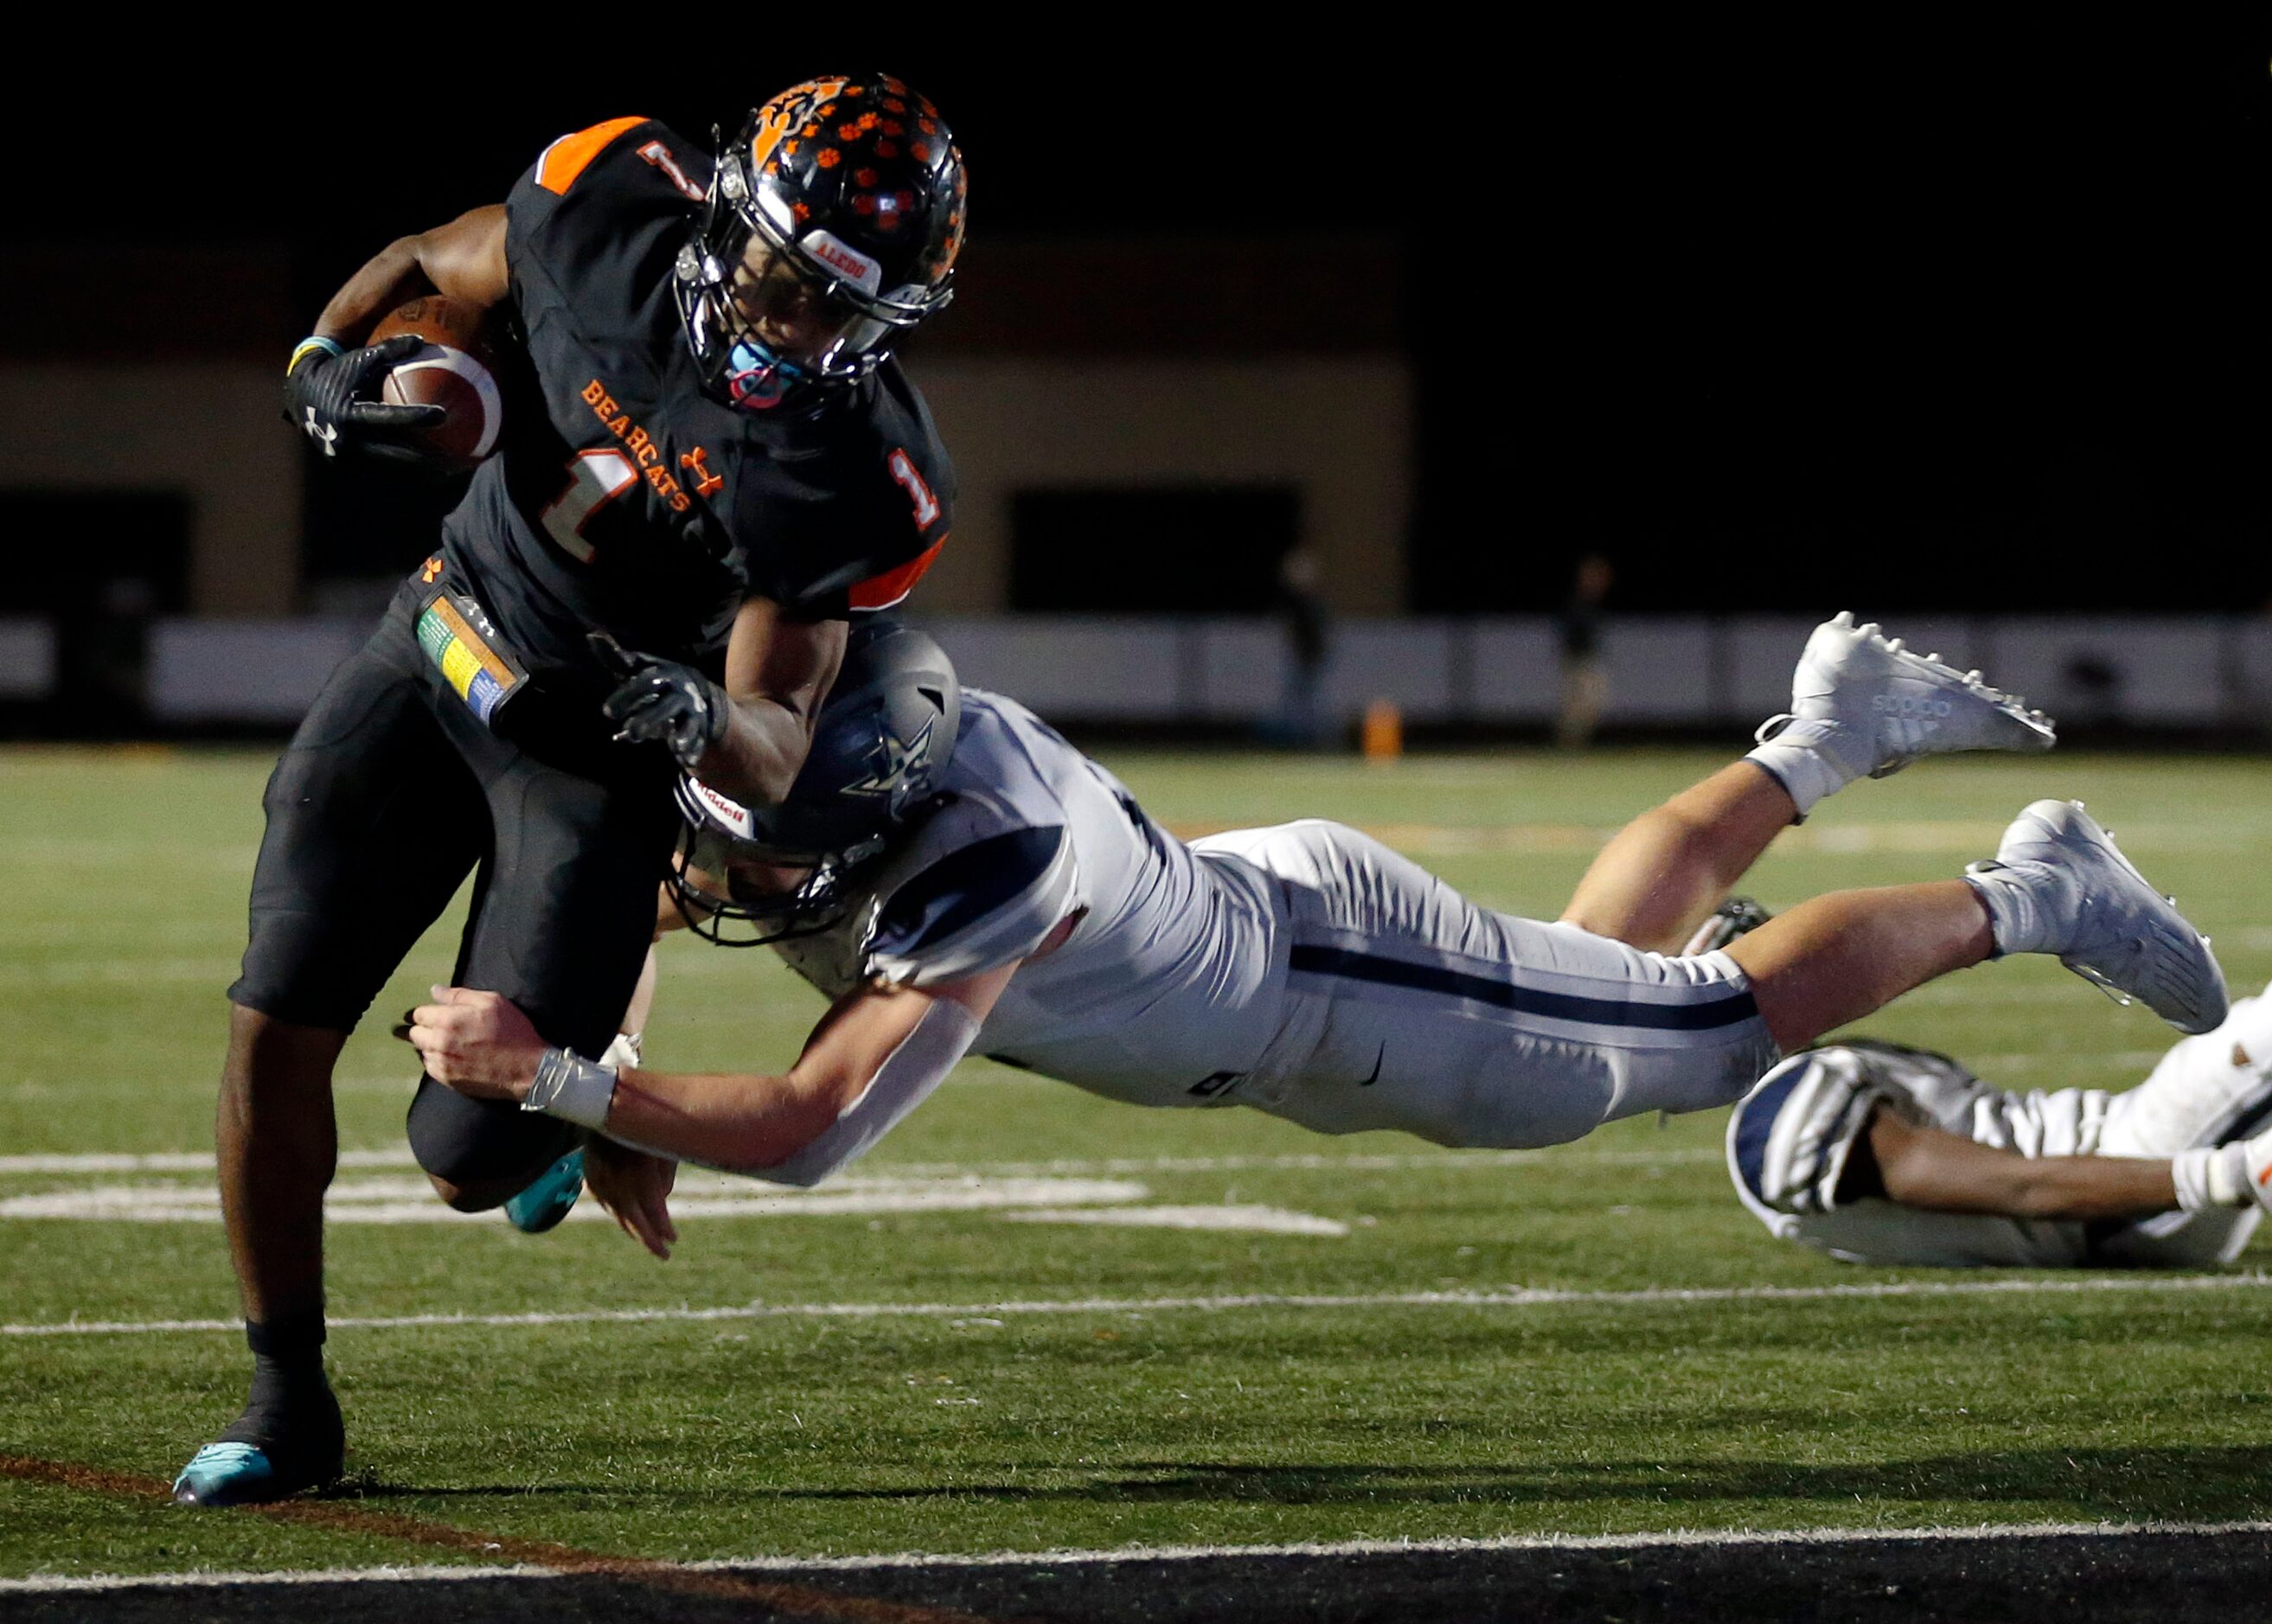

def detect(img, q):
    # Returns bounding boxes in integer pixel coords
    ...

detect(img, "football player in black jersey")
[175,75,966,1507]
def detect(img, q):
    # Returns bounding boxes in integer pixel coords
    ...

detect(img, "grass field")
[5,743,2272,1615]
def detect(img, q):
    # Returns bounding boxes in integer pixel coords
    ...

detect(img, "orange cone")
[1361,699,1403,762]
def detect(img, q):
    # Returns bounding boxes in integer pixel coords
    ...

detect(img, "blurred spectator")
[2062,652,2122,730]
[1264,545,1334,749]
[1557,553,1614,748]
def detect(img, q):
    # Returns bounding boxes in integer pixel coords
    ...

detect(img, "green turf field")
[5,743,2272,1580]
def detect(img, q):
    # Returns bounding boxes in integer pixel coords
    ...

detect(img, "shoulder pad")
[1727,1048,1890,1216]
[864,803,1078,988]
[533,118,653,195]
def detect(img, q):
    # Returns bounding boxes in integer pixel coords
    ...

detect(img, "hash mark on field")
[11,1272,2272,1339]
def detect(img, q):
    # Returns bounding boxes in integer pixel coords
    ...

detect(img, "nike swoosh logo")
[1359,1044,1386,1086]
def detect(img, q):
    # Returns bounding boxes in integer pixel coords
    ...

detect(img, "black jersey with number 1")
[438,116,955,688]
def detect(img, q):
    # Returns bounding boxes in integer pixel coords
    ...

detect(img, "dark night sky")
[1481,25,2272,614]
[28,29,2272,614]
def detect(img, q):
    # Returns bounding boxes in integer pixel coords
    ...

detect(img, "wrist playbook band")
[287,336,344,376]
[523,1047,618,1129]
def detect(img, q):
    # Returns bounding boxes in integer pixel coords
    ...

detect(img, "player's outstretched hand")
[586,1138,680,1260]
[590,631,731,770]
[399,985,547,1098]
[284,334,445,461]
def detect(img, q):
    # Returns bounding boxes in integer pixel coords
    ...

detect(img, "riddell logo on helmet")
[803,231,882,292]
[692,779,755,837]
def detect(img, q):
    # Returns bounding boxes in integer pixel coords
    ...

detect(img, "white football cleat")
[1968,799,2227,1034]
[1757,611,2056,780]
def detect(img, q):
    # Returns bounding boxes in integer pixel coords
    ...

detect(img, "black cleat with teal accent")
[174,1442,290,1506]
[174,1381,344,1506]
[503,1148,586,1233]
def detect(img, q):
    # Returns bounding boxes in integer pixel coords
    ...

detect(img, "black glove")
[591,631,731,769]
[283,333,445,461]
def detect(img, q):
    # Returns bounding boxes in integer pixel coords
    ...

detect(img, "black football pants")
[229,572,678,1190]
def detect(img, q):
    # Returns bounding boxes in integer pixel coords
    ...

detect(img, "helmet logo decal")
[841,716,936,815]
[746,79,848,175]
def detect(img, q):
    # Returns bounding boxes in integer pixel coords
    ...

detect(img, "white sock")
[1962,860,2070,958]
[1745,718,1870,817]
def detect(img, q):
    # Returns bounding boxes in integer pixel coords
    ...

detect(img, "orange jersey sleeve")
[534,118,651,195]
[849,537,946,612]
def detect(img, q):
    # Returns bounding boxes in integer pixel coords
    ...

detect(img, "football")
[367,294,504,470]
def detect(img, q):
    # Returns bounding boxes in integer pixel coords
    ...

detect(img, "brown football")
[368,295,503,470]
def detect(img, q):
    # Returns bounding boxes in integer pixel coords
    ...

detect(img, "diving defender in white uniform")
[1725,979,2272,1269]
[406,616,2231,1254]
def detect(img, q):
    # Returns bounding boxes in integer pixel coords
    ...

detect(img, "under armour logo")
[680,445,723,497]
[304,408,339,457]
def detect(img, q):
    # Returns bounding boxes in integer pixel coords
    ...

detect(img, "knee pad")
[405,1077,575,1191]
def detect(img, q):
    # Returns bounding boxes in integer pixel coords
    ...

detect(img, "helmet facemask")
[668,774,891,946]
[665,824,886,948]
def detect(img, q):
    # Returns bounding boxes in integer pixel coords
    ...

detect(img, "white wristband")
[523,1047,618,1129]
[2172,1144,2248,1211]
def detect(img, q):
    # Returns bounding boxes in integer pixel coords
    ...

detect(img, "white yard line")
[1966,1051,2168,1071]
[10,1271,2272,1339]
[1000,1205,1350,1237]
[0,959,239,985]
[0,1173,1157,1225]
[6,1518,2272,1593]
[1157,820,2255,860]
[0,1146,1729,1177]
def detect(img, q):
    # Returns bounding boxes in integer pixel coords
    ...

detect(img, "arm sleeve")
[753,999,981,1187]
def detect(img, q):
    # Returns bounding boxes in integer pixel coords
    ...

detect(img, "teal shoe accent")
[504,1148,585,1233]
[172,1442,277,1506]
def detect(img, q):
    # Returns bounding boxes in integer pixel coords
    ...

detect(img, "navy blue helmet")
[669,621,960,943]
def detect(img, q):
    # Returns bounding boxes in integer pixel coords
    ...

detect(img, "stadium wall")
[13,613,2256,736]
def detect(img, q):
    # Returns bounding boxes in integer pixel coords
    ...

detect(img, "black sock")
[219,1311,343,1475]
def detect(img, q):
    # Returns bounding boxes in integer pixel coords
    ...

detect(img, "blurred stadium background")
[4,35,2268,745]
